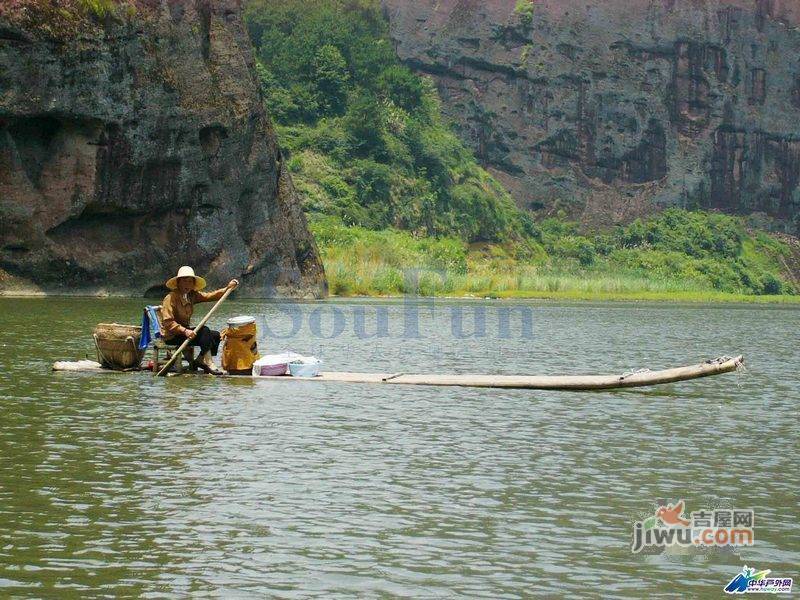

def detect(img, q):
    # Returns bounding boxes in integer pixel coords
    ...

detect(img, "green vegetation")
[245,0,531,242]
[244,0,797,301]
[77,0,117,16]
[514,0,535,26]
[0,0,138,38]
[312,210,797,299]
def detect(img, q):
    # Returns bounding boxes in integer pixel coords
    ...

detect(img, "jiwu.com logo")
[724,565,793,594]
[631,499,754,553]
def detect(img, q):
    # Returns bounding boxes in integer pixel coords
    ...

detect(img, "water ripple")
[0,298,797,597]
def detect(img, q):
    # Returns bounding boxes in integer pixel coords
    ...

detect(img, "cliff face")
[382,0,800,231]
[0,0,325,297]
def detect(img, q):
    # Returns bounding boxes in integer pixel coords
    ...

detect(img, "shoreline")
[2,290,799,304]
[330,290,800,304]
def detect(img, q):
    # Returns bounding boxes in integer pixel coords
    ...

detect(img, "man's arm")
[193,279,238,303]
[193,288,226,303]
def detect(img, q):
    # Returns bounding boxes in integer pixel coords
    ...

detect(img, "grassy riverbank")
[311,212,799,302]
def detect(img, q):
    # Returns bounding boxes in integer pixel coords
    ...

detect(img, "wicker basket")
[93,323,144,370]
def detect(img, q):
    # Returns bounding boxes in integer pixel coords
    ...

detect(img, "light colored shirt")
[161,288,226,339]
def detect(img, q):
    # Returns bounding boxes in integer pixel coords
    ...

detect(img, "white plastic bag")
[251,352,304,376]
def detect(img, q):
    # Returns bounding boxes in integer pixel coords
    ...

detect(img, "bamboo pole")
[156,285,235,377]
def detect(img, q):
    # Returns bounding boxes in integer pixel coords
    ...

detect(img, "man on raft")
[161,266,238,375]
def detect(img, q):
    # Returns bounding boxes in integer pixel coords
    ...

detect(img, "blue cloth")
[139,305,162,350]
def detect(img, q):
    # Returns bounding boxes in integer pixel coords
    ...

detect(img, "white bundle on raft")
[251,352,320,376]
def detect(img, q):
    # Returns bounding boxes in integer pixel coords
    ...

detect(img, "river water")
[0,297,797,598]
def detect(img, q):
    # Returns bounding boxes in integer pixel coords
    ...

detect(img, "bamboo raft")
[53,355,743,391]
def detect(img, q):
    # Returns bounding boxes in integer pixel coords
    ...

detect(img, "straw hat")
[165,266,207,291]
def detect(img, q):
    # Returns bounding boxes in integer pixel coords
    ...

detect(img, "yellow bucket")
[221,318,259,375]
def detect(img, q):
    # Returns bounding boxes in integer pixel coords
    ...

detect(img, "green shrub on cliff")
[78,0,118,17]
[514,0,535,26]
[0,0,139,38]
[244,0,526,243]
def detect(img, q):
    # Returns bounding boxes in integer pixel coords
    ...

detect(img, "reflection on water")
[0,298,798,597]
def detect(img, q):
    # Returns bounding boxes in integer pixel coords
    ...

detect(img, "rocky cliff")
[0,0,325,297]
[382,0,800,231]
